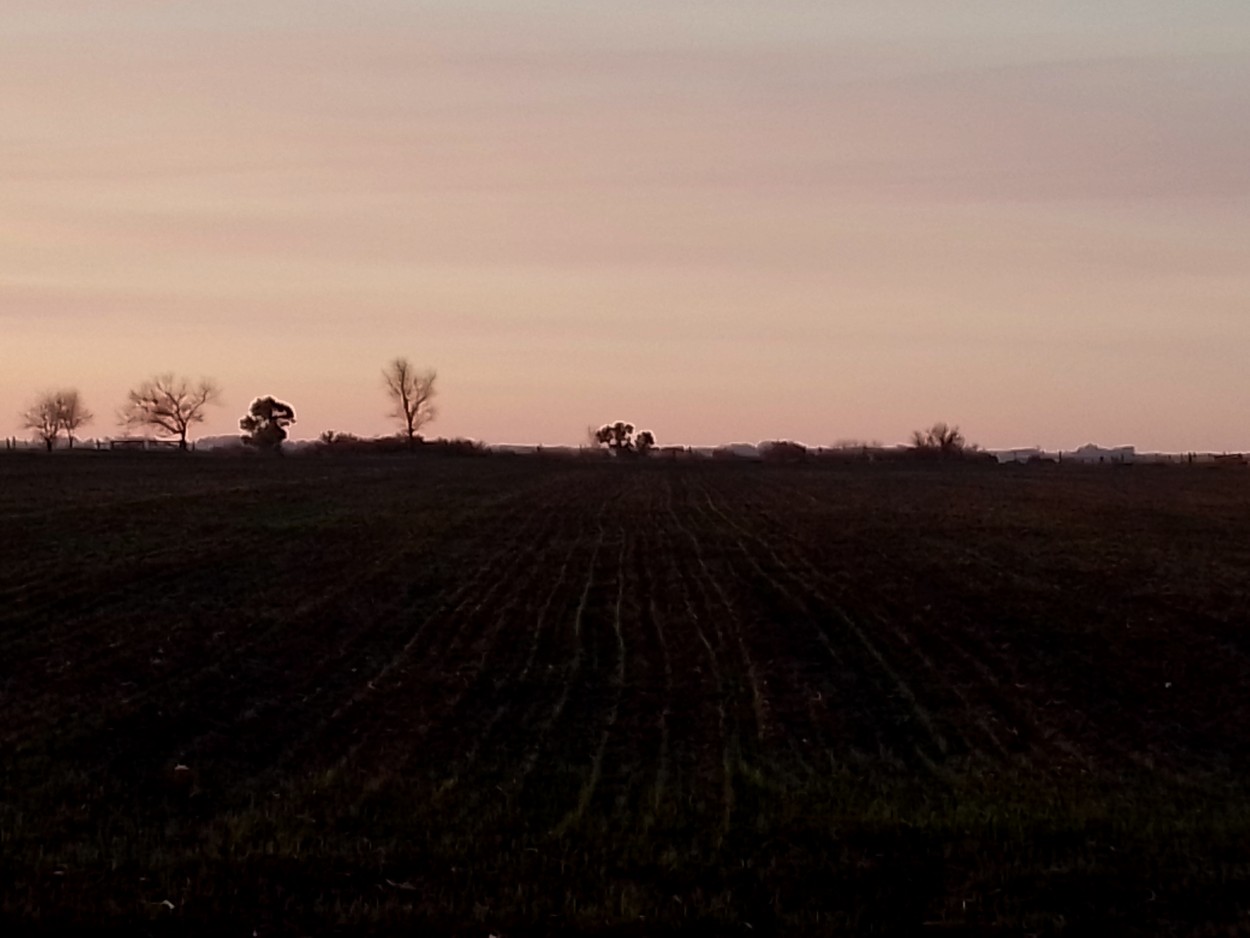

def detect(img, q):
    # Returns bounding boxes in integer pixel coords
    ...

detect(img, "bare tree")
[21,393,62,452]
[382,357,437,447]
[120,374,222,450]
[56,389,93,449]
[910,422,968,458]
[21,389,94,451]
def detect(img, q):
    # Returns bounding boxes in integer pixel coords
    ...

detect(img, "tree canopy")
[240,397,296,452]
[593,421,656,456]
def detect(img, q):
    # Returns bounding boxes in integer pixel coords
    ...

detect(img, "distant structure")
[108,438,182,452]
[1065,444,1136,464]
[993,447,1050,465]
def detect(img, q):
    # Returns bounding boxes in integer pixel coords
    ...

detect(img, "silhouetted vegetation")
[317,429,365,451]
[119,373,222,450]
[910,421,966,456]
[908,421,988,460]
[425,436,489,457]
[19,389,91,451]
[313,431,487,458]
[315,430,407,455]
[759,439,808,463]
[57,389,93,449]
[383,357,437,447]
[19,393,61,452]
[240,397,296,452]
[593,421,656,457]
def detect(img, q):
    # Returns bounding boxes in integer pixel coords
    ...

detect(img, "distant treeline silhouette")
[15,372,1240,467]
[315,432,487,457]
[12,356,439,454]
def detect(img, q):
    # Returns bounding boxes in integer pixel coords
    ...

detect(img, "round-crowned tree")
[240,397,296,453]
[593,421,657,457]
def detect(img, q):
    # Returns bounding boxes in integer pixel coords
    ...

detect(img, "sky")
[3,1,1249,450]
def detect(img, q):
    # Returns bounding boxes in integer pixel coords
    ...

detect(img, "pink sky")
[3,2,1249,450]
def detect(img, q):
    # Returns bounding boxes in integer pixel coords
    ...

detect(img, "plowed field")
[3,455,1249,935]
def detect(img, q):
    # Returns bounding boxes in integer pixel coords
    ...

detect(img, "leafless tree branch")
[382,357,437,446]
[119,374,222,450]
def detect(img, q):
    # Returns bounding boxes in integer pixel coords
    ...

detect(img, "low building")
[1065,444,1136,464]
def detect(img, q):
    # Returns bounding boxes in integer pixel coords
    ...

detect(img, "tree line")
[749,424,981,463]
[15,357,437,453]
[16,360,978,460]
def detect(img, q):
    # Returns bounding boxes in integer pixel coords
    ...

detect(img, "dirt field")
[2,453,1249,935]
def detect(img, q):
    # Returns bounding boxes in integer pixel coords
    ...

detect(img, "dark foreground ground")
[2,453,1249,936]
